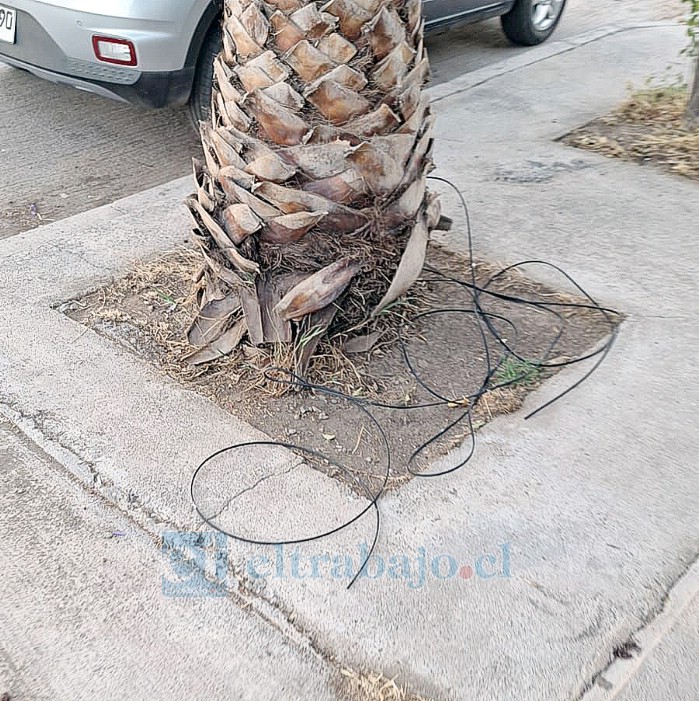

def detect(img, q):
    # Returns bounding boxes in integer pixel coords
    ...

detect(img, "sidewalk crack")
[199,461,301,524]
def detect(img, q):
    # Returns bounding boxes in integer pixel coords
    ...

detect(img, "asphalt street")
[0,0,685,240]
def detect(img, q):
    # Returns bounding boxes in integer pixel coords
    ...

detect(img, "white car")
[0,0,566,123]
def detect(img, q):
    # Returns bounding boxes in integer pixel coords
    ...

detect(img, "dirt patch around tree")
[62,244,618,496]
[563,83,699,180]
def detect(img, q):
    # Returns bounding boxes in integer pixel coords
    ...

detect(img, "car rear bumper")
[1,53,194,107]
[0,0,212,106]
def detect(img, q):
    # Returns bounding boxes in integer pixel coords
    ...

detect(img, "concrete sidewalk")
[614,593,699,701]
[583,565,699,701]
[1,21,697,701]
[0,420,347,701]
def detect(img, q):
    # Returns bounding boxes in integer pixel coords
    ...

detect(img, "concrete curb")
[580,559,699,701]
[427,21,681,104]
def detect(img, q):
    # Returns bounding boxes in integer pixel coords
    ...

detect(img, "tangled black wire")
[191,177,621,588]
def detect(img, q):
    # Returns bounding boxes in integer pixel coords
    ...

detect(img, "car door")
[423,0,498,29]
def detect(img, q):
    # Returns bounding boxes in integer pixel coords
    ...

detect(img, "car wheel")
[501,0,566,46]
[188,23,222,130]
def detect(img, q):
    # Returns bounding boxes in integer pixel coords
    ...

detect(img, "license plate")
[0,5,16,45]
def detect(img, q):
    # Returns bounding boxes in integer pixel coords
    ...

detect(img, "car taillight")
[92,36,137,66]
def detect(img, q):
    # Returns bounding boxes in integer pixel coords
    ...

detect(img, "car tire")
[188,23,222,130]
[501,0,566,46]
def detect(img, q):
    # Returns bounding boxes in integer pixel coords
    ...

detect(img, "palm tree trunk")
[186,0,439,373]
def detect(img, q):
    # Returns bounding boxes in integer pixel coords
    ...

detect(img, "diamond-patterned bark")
[186,0,439,371]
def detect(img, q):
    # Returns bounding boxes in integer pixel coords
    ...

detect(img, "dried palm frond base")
[64,243,615,494]
[563,82,699,180]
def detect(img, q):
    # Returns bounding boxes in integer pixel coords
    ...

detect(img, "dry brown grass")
[340,668,431,701]
[564,83,699,180]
